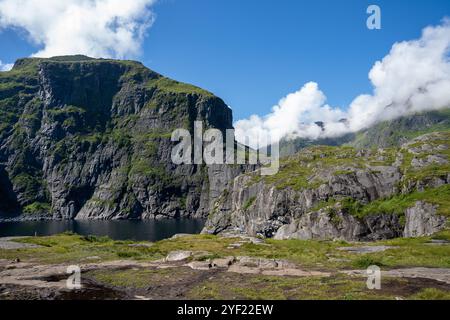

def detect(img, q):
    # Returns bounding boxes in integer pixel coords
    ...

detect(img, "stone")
[165,251,193,262]
[227,243,243,249]
[273,208,402,242]
[261,269,330,277]
[170,234,192,239]
[341,267,450,285]
[186,261,212,270]
[83,256,101,261]
[404,201,446,237]
[426,239,450,246]
[211,257,235,268]
[337,245,396,254]
[128,243,154,248]
[0,238,41,250]
[236,256,278,269]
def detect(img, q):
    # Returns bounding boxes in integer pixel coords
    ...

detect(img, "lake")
[0,219,206,241]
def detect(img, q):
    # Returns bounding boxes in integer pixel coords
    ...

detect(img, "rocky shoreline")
[0,214,54,223]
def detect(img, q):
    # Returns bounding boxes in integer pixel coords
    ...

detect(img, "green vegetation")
[400,131,450,187]
[5,232,448,269]
[188,274,403,300]
[87,265,448,300]
[255,143,401,191]
[311,185,450,225]
[128,159,170,183]
[355,185,450,218]
[147,77,214,97]
[410,288,450,300]
[23,202,51,215]
[348,109,450,149]
[87,267,196,289]
[352,256,384,269]
[243,197,256,211]
[0,232,449,301]
[0,55,214,213]
[0,233,157,264]
[257,128,449,197]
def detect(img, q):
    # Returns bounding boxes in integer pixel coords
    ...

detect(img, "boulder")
[211,257,235,268]
[404,201,446,237]
[165,251,193,262]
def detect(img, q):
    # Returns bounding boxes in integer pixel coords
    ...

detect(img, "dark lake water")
[0,219,205,241]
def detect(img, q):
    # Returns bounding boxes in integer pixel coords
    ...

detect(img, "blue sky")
[0,0,449,121]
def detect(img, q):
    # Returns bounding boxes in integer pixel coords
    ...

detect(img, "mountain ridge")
[1,55,449,238]
[277,108,450,157]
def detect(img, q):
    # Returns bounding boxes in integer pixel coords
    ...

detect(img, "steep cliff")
[0,55,244,220]
[203,131,450,240]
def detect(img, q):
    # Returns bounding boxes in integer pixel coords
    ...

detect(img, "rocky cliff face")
[0,55,246,220]
[203,131,450,240]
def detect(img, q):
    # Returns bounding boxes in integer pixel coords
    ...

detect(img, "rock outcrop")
[404,201,447,238]
[203,132,450,241]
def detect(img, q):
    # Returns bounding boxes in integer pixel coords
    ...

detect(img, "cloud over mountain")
[0,59,13,71]
[235,20,450,148]
[0,0,157,59]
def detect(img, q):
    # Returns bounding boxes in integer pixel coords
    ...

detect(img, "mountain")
[278,109,450,157]
[278,134,355,157]
[347,109,450,149]
[0,55,247,220]
[203,131,450,241]
[1,55,449,237]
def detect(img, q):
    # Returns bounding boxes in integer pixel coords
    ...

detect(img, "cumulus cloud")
[235,20,450,148]
[0,60,13,71]
[0,0,157,59]
[235,82,347,148]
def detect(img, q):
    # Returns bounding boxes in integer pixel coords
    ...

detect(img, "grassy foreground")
[1,231,450,300]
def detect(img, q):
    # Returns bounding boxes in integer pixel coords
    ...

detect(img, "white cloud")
[0,60,13,71]
[234,82,346,148]
[235,20,450,148]
[0,0,157,59]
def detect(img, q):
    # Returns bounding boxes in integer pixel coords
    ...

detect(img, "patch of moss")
[23,202,51,215]
[147,77,213,97]
[188,273,402,300]
[400,131,450,187]
[243,197,256,211]
[354,185,450,218]
[352,256,384,269]
[410,288,450,300]
[261,145,362,191]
